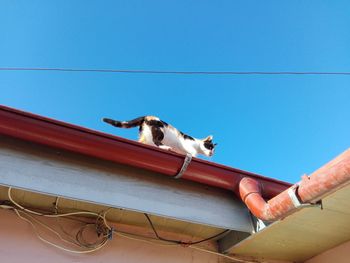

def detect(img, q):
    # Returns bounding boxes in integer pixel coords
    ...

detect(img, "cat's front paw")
[159,145,172,151]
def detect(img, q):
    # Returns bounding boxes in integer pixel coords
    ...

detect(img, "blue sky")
[1,1,350,183]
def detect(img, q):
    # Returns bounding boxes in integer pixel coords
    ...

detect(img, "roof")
[0,104,291,198]
[2,105,349,262]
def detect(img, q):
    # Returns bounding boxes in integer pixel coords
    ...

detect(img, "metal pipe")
[239,148,350,221]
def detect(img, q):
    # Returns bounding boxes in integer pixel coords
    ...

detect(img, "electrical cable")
[189,245,255,263]
[115,231,179,247]
[7,187,111,230]
[12,208,109,253]
[2,188,252,262]
[1,67,350,76]
[114,230,256,263]
[6,188,111,253]
[143,213,230,245]
[54,197,81,245]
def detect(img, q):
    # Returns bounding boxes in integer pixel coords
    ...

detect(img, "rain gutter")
[0,105,290,200]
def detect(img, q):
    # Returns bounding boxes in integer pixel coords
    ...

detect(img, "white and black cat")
[103,116,216,157]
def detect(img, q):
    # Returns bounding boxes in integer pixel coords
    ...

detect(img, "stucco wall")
[306,240,350,263]
[0,209,221,263]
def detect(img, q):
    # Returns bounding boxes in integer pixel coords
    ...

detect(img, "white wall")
[0,209,222,263]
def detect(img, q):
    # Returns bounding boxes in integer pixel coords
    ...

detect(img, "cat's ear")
[203,135,213,141]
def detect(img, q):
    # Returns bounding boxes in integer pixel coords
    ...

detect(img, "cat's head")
[199,135,217,157]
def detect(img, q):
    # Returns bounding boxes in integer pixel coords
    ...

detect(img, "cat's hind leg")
[151,126,172,151]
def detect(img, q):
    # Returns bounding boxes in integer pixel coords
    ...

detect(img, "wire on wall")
[0,187,255,262]
[143,213,230,245]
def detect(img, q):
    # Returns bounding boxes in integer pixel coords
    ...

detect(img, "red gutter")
[0,105,290,199]
[239,148,350,221]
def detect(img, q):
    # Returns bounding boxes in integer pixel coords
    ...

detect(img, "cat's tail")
[102,116,145,128]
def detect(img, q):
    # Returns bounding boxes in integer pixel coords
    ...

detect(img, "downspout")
[239,148,350,221]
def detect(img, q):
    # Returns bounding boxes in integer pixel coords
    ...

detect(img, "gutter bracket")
[254,217,269,232]
[174,153,192,179]
[287,184,322,209]
[287,184,302,208]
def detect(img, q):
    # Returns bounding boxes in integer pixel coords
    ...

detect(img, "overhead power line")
[1,67,350,75]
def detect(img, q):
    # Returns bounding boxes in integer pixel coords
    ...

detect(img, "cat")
[102,116,216,157]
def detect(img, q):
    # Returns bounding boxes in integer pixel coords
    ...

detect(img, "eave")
[0,105,290,199]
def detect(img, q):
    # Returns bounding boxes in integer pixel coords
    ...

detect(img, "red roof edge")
[0,105,291,199]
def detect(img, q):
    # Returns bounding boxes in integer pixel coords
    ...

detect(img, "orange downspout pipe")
[239,148,350,221]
